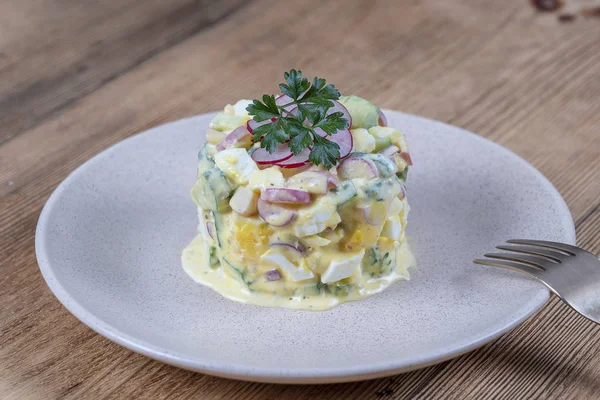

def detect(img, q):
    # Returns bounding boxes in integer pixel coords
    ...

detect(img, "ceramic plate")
[36,111,575,383]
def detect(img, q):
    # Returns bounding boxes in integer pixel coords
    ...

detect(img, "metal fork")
[474,239,600,324]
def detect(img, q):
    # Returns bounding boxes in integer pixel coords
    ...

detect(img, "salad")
[182,70,415,310]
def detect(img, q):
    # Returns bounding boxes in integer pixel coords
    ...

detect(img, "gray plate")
[35,111,575,383]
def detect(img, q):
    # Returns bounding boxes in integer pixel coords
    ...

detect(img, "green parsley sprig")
[246,69,348,169]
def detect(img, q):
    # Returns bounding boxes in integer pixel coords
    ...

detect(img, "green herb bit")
[246,69,349,168]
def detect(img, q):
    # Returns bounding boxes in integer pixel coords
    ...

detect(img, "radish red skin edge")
[247,100,353,167]
[251,143,294,165]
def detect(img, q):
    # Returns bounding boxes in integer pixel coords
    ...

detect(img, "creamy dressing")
[182,234,415,310]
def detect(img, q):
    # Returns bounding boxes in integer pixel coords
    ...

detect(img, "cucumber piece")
[373,137,392,152]
[208,246,220,268]
[222,257,252,288]
[362,176,403,201]
[197,143,216,172]
[190,177,217,210]
[323,282,353,297]
[362,247,395,277]
[329,181,357,206]
[212,211,225,248]
[397,167,409,183]
[190,168,234,212]
[365,154,396,177]
[206,168,234,212]
[302,282,324,297]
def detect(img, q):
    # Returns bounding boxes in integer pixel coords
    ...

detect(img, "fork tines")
[473,239,578,275]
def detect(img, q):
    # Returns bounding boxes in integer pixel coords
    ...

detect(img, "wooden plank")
[1,0,600,398]
[0,0,249,145]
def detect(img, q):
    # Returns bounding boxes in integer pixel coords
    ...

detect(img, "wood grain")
[1,0,599,398]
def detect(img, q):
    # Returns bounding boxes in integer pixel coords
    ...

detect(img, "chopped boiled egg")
[294,197,341,237]
[261,249,315,281]
[301,235,332,248]
[321,251,364,283]
[230,186,259,216]
[351,128,376,153]
[368,126,409,152]
[248,166,285,192]
[233,99,252,116]
[388,197,404,215]
[214,148,259,185]
[381,216,402,240]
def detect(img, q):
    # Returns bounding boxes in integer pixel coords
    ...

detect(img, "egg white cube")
[381,216,402,240]
[248,167,286,192]
[214,148,259,185]
[230,186,258,216]
[321,251,365,284]
[294,197,341,237]
[261,250,315,282]
[351,128,376,153]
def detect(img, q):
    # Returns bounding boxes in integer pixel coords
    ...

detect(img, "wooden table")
[2,0,599,398]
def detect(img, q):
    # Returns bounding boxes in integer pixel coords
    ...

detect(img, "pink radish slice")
[400,152,413,166]
[328,100,352,129]
[257,199,296,226]
[398,183,407,200]
[275,148,311,168]
[247,117,277,133]
[265,269,282,281]
[337,157,378,180]
[360,203,388,226]
[271,242,307,255]
[320,171,339,188]
[315,128,353,159]
[378,145,400,158]
[216,126,251,151]
[251,143,294,165]
[378,109,388,127]
[206,221,216,240]
[275,95,297,112]
[261,188,311,204]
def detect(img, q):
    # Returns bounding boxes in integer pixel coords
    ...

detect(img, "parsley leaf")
[279,70,310,100]
[246,69,349,167]
[310,135,340,169]
[252,120,288,152]
[246,95,279,122]
[314,112,347,134]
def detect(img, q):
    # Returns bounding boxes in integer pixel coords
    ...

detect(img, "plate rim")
[35,110,575,383]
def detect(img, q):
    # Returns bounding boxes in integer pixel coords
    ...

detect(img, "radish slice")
[378,109,388,127]
[337,157,378,180]
[378,145,400,158]
[261,188,311,204]
[257,199,296,226]
[398,183,407,200]
[400,152,413,166]
[275,95,297,113]
[271,242,307,255]
[247,117,277,133]
[328,100,352,129]
[206,221,216,240]
[360,202,388,226]
[216,126,251,151]
[251,143,293,165]
[316,128,353,159]
[265,269,282,281]
[276,148,310,168]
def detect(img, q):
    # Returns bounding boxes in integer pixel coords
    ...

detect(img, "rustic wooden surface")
[1,0,599,398]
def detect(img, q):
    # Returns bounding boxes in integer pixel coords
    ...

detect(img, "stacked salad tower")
[182,70,415,310]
